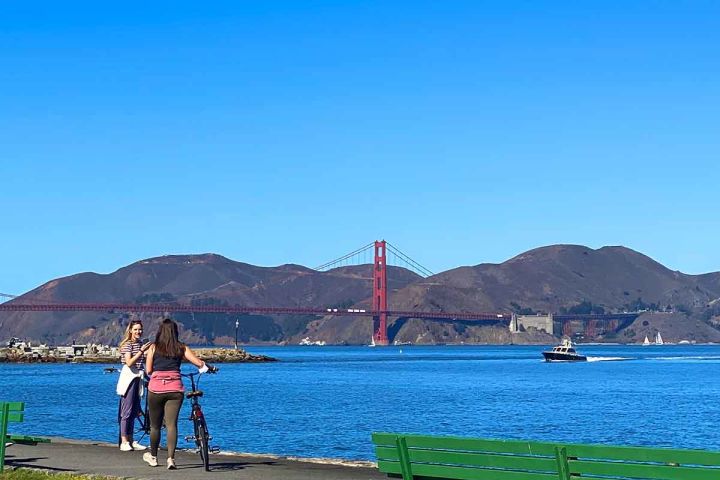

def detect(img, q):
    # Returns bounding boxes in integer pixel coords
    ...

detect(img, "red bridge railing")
[0,302,511,321]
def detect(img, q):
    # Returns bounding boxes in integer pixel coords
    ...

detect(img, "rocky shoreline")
[0,347,276,364]
[194,347,277,363]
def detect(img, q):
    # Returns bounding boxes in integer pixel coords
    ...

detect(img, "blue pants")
[119,377,141,438]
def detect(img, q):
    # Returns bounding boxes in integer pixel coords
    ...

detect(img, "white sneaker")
[132,441,147,451]
[143,452,158,467]
[120,442,132,452]
[167,458,177,470]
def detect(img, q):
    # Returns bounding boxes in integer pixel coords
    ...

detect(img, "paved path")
[5,438,386,480]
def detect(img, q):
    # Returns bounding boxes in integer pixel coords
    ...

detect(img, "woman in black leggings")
[143,318,212,469]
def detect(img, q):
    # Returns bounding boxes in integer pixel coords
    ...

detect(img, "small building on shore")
[509,314,554,335]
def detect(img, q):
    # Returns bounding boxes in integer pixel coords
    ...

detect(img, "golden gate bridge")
[0,241,639,344]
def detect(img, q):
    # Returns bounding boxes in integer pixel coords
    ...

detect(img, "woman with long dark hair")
[118,319,152,451]
[142,318,212,469]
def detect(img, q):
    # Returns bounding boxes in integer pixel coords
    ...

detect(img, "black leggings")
[148,391,184,458]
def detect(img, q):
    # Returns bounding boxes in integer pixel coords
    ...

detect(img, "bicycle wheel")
[136,386,150,437]
[195,417,210,471]
[134,408,149,440]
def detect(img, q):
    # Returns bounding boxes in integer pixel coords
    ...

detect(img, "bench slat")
[0,403,24,412]
[566,444,720,467]
[376,446,558,472]
[571,459,720,480]
[373,433,720,480]
[373,433,720,468]
[373,433,557,456]
[5,413,24,423]
[378,460,559,480]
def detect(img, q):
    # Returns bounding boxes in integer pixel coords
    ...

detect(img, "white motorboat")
[542,338,587,362]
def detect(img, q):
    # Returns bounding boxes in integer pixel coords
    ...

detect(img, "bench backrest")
[372,432,720,480]
[0,402,25,424]
[1,402,25,472]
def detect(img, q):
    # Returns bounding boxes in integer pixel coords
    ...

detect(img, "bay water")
[1,344,719,461]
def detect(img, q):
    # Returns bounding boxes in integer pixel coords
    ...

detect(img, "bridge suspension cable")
[385,242,434,277]
[0,292,72,306]
[0,292,18,304]
[314,240,434,278]
[314,242,375,271]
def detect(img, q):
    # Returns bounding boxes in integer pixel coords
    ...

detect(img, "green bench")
[372,432,720,480]
[1,402,51,473]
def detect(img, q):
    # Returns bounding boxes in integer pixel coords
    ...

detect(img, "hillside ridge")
[2,244,720,345]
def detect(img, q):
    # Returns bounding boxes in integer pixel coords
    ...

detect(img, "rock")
[194,348,277,363]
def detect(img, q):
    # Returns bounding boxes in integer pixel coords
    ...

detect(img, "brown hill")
[385,245,720,313]
[3,245,720,345]
[373,244,720,344]
[241,244,720,345]
[0,254,420,345]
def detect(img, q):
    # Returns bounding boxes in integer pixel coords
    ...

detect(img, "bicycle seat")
[186,390,204,399]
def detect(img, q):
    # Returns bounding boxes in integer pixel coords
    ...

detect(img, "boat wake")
[652,355,720,361]
[584,355,720,362]
[586,356,632,362]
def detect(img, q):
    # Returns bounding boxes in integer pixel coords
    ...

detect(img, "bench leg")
[1,403,10,473]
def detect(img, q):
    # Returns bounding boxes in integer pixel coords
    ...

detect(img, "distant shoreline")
[2,342,715,364]
[0,346,277,364]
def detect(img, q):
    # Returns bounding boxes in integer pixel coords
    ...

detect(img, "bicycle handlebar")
[181,365,218,378]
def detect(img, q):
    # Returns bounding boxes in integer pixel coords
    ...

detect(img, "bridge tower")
[585,319,596,338]
[372,240,389,345]
[608,319,618,332]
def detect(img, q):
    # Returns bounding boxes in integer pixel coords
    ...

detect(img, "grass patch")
[0,469,118,480]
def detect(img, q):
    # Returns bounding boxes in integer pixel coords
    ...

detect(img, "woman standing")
[143,318,212,469]
[118,319,152,451]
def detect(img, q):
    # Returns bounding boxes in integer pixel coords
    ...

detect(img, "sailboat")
[642,336,651,346]
[655,332,664,345]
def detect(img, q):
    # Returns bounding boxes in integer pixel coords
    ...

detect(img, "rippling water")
[2,344,719,460]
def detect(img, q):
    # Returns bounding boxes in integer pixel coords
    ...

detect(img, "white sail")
[655,332,664,345]
[642,336,650,346]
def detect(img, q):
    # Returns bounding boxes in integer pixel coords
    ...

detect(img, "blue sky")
[1,1,719,295]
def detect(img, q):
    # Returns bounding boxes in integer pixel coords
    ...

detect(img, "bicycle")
[182,366,219,471]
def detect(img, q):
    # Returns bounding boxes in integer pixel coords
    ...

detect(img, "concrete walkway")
[5,438,386,480]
